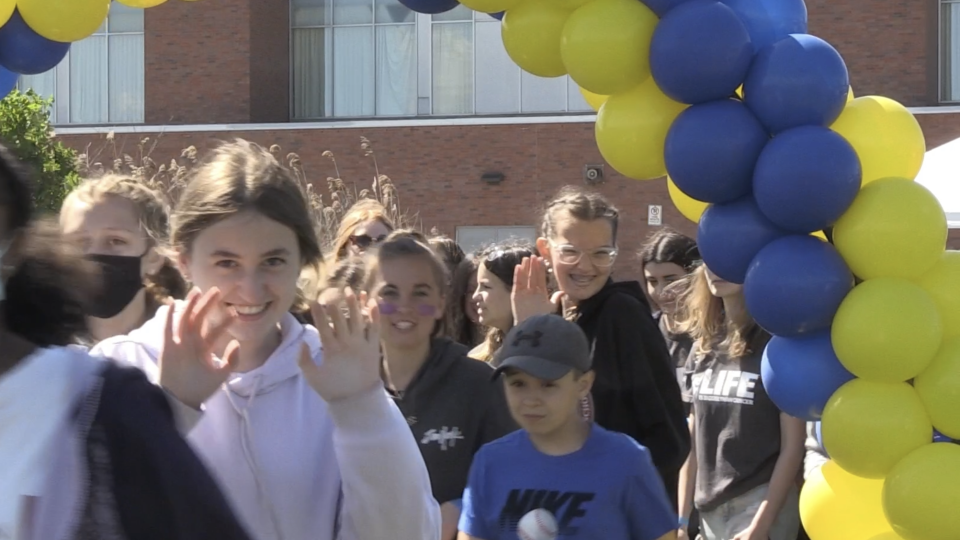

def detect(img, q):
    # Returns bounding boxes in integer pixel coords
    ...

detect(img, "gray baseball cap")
[492,314,593,381]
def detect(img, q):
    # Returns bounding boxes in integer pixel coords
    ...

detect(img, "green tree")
[0,89,80,213]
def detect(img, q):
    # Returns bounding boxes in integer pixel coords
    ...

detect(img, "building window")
[943,0,960,102]
[17,3,145,125]
[291,0,593,119]
[455,225,538,256]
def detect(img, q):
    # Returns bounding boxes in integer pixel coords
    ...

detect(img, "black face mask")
[85,254,145,319]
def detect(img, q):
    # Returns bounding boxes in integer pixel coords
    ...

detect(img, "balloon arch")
[1,0,958,537]
[402,0,955,539]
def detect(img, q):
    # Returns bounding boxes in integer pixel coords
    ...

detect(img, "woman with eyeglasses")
[330,199,395,262]
[511,186,690,513]
[364,230,516,540]
[468,241,534,362]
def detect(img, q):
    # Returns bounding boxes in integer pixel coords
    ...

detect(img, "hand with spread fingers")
[299,287,383,403]
[511,256,563,325]
[158,287,240,410]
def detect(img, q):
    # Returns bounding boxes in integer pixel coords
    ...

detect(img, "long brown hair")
[171,139,323,314]
[472,241,535,362]
[330,199,395,262]
[62,174,188,316]
[675,266,754,359]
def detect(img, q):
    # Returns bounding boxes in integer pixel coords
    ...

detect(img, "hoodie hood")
[133,302,320,398]
[577,279,652,321]
[398,338,470,397]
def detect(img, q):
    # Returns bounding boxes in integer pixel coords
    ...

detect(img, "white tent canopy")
[915,136,960,228]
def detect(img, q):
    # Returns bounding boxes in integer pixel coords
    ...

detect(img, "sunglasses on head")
[350,234,388,249]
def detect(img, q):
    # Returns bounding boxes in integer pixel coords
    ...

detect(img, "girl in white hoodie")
[92,139,441,540]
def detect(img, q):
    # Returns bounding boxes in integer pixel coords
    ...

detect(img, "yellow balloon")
[735,85,743,98]
[117,0,167,6]
[0,0,14,27]
[800,460,894,540]
[667,178,708,223]
[848,86,855,103]
[18,0,110,43]
[883,443,960,540]
[560,0,594,7]
[830,96,926,186]
[812,230,828,241]
[868,533,906,540]
[502,0,570,78]
[459,0,522,14]
[560,0,658,95]
[580,87,608,112]
[821,379,932,479]
[833,178,947,280]
[915,337,960,440]
[596,78,688,180]
[916,251,960,341]
[832,278,942,383]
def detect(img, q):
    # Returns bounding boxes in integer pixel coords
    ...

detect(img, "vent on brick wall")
[481,172,505,185]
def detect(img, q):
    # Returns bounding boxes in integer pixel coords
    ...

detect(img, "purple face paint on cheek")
[417,304,437,317]
[378,302,399,315]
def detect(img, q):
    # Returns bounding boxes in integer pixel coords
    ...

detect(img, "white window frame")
[17,8,145,125]
[455,225,538,256]
[290,1,593,119]
[941,0,960,103]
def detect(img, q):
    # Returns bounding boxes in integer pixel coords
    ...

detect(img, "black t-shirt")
[388,338,517,504]
[655,312,695,406]
[685,328,782,512]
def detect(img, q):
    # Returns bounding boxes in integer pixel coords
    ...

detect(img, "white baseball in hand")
[518,509,558,540]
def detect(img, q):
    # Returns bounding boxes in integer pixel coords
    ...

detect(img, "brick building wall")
[56,0,960,279]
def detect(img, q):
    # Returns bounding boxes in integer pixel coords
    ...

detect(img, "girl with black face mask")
[60,175,187,343]
[0,142,250,540]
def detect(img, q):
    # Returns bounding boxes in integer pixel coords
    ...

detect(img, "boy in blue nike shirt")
[458,314,677,540]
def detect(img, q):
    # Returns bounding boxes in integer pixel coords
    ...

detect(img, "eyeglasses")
[551,243,618,267]
[350,234,387,249]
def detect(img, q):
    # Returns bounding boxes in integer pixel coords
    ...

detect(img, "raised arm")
[298,291,441,540]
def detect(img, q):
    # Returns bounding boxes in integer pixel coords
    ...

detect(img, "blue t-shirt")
[458,424,675,540]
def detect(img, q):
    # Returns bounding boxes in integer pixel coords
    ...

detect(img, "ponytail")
[144,259,188,317]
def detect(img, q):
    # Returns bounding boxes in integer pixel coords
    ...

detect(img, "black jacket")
[574,279,691,476]
[388,338,517,504]
[75,363,252,540]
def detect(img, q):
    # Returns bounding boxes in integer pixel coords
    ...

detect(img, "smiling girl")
[60,175,187,343]
[365,230,515,540]
[468,242,534,362]
[512,186,690,509]
[91,140,440,540]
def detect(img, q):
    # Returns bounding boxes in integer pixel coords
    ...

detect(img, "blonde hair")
[363,229,451,338]
[171,139,323,314]
[330,199,396,262]
[675,266,754,359]
[61,173,188,314]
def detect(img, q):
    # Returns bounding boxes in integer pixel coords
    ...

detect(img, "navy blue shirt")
[459,425,675,540]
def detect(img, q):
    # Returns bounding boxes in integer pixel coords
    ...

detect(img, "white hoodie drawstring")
[223,376,285,540]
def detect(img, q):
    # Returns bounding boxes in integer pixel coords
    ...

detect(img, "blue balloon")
[743,34,849,134]
[933,430,954,444]
[745,235,854,336]
[697,196,789,284]
[490,11,504,20]
[753,126,861,233]
[641,0,695,17]
[720,0,807,52]
[665,99,769,204]
[0,11,70,76]
[399,0,459,14]
[762,332,856,421]
[0,66,18,97]
[649,0,753,104]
